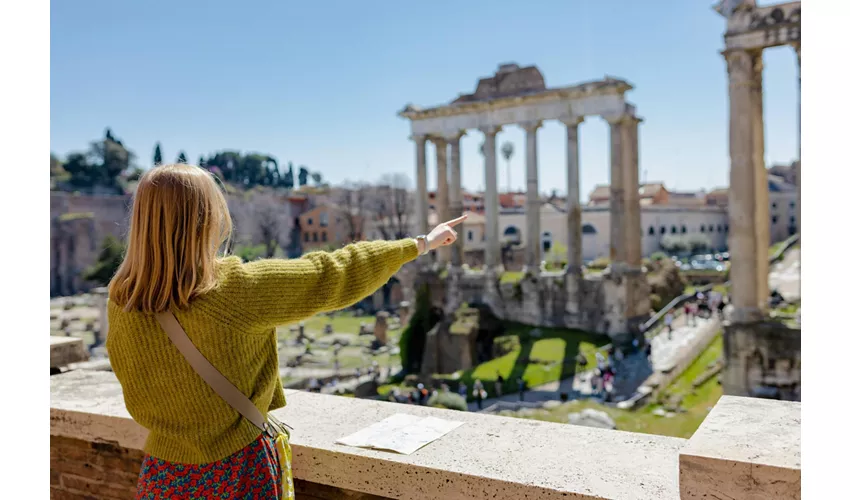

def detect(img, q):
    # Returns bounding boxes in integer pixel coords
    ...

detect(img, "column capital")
[445,131,466,144]
[410,134,428,145]
[560,116,584,127]
[603,113,641,126]
[519,120,542,133]
[480,125,502,136]
[431,136,448,147]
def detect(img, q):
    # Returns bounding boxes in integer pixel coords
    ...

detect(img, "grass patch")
[499,271,524,284]
[511,333,725,439]
[436,323,608,398]
[300,312,378,337]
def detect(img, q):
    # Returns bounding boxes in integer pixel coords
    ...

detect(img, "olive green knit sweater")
[107,239,419,464]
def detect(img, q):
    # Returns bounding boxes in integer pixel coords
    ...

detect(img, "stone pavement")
[770,247,801,302]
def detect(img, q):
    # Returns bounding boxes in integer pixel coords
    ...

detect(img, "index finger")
[445,214,468,227]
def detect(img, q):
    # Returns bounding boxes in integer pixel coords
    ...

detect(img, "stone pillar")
[448,133,465,267]
[605,115,626,275]
[521,121,542,275]
[413,135,429,236]
[725,49,761,324]
[93,287,109,347]
[373,311,389,346]
[434,137,450,264]
[481,125,502,272]
[622,115,642,270]
[751,52,770,311]
[794,43,801,237]
[563,117,584,314]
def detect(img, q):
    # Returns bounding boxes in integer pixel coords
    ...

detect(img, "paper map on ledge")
[335,413,465,455]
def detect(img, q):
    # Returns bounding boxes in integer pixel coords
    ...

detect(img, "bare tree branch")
[370,173,413,240]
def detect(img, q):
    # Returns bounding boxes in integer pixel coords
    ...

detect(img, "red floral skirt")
[136,433,282,499]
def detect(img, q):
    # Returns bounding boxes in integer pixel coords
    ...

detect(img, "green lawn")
[511,333,725,439]
[435,323,608,398]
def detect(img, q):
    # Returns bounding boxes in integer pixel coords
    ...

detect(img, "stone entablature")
[717,0,801,50]
[50,370,801,500]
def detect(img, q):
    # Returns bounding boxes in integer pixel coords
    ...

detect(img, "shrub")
[426,391,468,412]
[647,258,687,311]
[650,251,667,262]
[83,235,125,285]
[235,243,268,262]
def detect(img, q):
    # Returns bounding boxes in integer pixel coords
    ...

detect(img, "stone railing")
[50,370,800,500]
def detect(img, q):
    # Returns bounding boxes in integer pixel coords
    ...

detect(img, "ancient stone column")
[725,49,761,324]
[751,52,770,311]
[481,125,502,272]
[622,115,643,270]
[563,117,584,314]
[434,137,450,264]
[413,135,429,236]
[605,115,626,275]
[794,43,801,237]
[521,121,542,275]
[448,133,465,267]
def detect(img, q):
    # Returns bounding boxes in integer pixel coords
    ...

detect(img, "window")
[724,224,729,232]
[321,232,327,242]
[681,225,687,234]
[772,215,778,224]
[790,201,796,209]
[772,202,777,209]
[313,232,318,241]
[303,232,309,242]
[467,230,473,241]
[660,226,666,235]
[789,216,796,224]
[319,212,328,227]
[648,226,655,236]
[307,218,313,226]
[581,224,597,234]
[700,225,706,233]
[708,225,714,232]
[671,226,677,234]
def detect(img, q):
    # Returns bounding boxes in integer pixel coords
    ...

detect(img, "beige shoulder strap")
[155,311,266,432]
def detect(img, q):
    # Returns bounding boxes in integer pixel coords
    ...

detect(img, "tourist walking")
[517,378,526,402]
[472,379,486,410]
[458,381,467,397]
[105,164,467,499]
[495,373,504,398]
[665,312,674,339]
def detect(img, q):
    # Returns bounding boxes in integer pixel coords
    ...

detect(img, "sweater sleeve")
[229,239,420,328]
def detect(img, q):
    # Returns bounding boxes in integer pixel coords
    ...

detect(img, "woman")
[106,164,465,499]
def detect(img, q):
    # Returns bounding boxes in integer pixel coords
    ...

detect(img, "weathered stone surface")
[567,408,617,430]
[679,395,800,500]
[723,320,800,401]
[51,336,89,369]
[373,311,389,346]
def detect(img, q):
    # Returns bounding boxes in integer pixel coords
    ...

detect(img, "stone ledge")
[52,370,685,499]
[51,336,88,369]
[679,395,801,500]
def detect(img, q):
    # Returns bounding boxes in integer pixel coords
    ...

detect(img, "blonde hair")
[109,164,232,312]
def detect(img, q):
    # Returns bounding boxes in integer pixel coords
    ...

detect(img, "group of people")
[664,290,728,339]
[388,382,440,405]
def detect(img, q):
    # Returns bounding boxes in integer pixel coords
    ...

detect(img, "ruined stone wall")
[423,270,650,339]
[723,321,801,401]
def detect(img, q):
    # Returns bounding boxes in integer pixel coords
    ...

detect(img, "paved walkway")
[770,247,801,302]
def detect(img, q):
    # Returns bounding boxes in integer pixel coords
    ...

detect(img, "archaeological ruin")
[716,0,801,401]
[399,63,652,355]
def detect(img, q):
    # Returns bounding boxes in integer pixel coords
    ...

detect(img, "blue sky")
[50,0,799,201]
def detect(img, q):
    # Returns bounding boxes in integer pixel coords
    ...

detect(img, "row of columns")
[412,114,642,282]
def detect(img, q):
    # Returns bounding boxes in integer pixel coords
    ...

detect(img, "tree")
[176,151,188,164]
[198,155,206,168]
[501,141,514,192]
[282,162,295,189]
[250,192,292,258]
[297,166,309,187]
[153,143,163,166]
[369,173,413,240]
[310,171,323,186]
[334,180,369,242]
[83,235,125,286]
